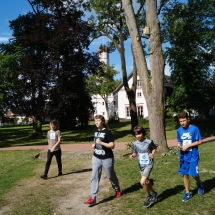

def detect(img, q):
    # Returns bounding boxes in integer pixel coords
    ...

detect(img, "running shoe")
[115,190,122,198]
[143,195,154,208]
[197,182,204,195]
[84,196,96,205]
[182,192,192,202]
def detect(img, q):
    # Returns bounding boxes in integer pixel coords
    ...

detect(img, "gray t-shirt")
[47,130,61,151]
[132,138,156,170]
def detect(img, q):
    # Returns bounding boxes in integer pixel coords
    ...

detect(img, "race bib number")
[139,153,149,165]
[50,132,56,140]
[182,140,192,151]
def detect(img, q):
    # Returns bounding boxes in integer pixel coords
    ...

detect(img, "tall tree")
[122,0,167,151]
[86,63,121,119]
[0,47,24,115]
[163,0,215,116]
[83,0,140,130]
[1,0,100,133]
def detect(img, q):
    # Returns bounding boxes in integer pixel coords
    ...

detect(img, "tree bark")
[122,0,168,151]
[118,34,138,131]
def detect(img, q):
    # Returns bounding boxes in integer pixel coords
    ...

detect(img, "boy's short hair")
[133,125,146,136]
[50,120,59,127]
[178,111,189,119]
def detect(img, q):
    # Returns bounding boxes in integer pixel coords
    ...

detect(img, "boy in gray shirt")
[41,120,62,179]
[130,125,157,208]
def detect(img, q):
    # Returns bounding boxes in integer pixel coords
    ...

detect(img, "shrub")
[165,116,178,130]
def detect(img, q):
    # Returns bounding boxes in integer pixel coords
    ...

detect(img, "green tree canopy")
[163,0,215,115]
[0,0,101,132]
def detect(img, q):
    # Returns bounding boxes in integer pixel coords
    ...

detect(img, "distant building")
[4,109,32,124]
[91,46,172,119]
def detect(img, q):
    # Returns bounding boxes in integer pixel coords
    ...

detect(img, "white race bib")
[182,140,192,151]
[50,132,56,140]
[139,153,149,165]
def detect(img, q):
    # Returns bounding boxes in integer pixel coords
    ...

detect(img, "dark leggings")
[44,149,62,176]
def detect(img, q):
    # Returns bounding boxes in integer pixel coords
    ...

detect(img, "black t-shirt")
[93,128,114,159]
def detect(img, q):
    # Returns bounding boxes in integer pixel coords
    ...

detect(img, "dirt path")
[0,149,127,215]
[1,137,215,215]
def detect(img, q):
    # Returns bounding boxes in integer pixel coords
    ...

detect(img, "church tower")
[97,45,109,64]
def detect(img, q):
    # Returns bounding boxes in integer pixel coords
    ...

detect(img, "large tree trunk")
[122,0,168,152]
[118,35,138,131]
[128,46,138,131]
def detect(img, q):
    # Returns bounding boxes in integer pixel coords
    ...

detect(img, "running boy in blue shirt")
[177,111,204,202]
[130,125,157,208]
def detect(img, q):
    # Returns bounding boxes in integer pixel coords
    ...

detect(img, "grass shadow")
[121,182,142,195]
[200,177,215,194]
[157,185,184,202]
[45,168,92,180]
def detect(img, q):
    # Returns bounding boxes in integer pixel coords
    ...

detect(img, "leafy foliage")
[0,0,101,131]
[163,0,215,115]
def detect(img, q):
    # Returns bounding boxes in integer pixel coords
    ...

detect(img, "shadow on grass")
[46,168,92,180]
[91,181,150,206]
[121,182,142,195]
[0,121,132,147]
[157,185,184,202]
[157,177,215,202]
[198,177,215,194]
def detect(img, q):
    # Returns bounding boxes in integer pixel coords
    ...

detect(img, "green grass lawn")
[0,120,177,148]
[1,118,215,148]
[0,142,215,214]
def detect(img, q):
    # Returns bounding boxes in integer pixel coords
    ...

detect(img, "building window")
[137,92,142,97]
[113,101,116,105]
[137,80,141,86]
[102,112,105,115]
[102,102,104,105]
[137,106,143,116]
[126,107,131,117]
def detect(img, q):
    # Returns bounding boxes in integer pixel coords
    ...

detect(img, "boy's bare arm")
[130,153,137,159]
[51,136,61,152]
[149,149,156,158]
[179,140,202,151]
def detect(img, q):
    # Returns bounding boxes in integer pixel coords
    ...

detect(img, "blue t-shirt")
[177,124,202,162]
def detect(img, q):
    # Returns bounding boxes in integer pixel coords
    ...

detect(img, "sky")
[0,0,170,79]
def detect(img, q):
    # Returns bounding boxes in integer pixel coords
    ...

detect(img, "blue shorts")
[178,160,199,177]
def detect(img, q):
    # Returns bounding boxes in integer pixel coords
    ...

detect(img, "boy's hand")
[96,138,102,144]
[148,153,154,158]
[180,145,190,151]
[130,154,135,160]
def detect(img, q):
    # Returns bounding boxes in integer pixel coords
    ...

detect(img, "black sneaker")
[151,191,158,203]
[58,172,63,176]
[40,174,47,179]
[143,195,154,208]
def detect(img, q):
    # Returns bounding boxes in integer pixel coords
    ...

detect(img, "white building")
[91,46,172,119]
[91,72,172,119]
[113,73,148,119]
